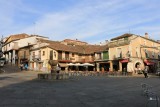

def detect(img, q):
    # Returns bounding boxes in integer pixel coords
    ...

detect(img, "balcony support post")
[96,63,100,72]
[119,61,122,72]
[12,50,16,65]
[109,61,113,71]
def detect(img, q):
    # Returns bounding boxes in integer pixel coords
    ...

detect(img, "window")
[33,52,35,58]
[152,51,155,58]
[24,51,26,58]
[158,54,160,59]
[50,50,53,60]
[54,52,56,58]
[39,51,41,58]
[97,53,101,60]
[65,52,69,60]
[136,47,138,57]
[145,49,149,58]
[58,51,62,60]
[126,51,131,57]
[42,51,45,56]
[144,40,146,45]
[117,48,122,58]
[103,51,109,59]
[72,53,75,57]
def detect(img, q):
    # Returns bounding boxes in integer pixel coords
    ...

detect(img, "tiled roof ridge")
[37,38,107,54]
[4,33,30,43]
[63,39,88,44]
[111,33,134,41]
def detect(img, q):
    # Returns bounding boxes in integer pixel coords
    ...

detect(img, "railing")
[108,39,130,48]
[94,58,102,60]
[58,58,70,61]
[20,55,29,59]
[32,55,41,60]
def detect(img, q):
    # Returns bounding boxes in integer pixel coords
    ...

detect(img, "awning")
[120,59,129,63]
[81,63,94,66]
[59,63,68,67]
[67,63,94,66]
[67,63,83,66]
[144,60,155,65]
[67,63,75,66]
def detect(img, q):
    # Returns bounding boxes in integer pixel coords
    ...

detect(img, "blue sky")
[0,0,160,44]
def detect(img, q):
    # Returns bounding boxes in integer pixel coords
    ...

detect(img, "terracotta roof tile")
[111,33,133,41]
[38,38,108,54]
[5,33,29,43]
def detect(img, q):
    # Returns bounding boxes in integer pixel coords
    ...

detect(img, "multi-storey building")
[108,33,160,74]
[2,34,48,66]
[29,38,107,72]
[3,33,160,74]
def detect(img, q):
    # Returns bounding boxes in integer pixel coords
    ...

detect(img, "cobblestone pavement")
[0,71,160,107]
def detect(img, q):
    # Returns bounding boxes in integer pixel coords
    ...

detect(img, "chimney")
[100,42,102,46]
[105,40,109,44]
[145,33,149,38]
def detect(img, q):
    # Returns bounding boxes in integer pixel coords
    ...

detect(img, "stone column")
[109,61,113,71]
[119,61,122,72]
[12,50,16,65]
[96,63,100,72]
[9,52,11,64]
[65,67,68,72]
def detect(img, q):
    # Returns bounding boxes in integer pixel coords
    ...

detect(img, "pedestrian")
[143,66,149,78]
[20,63,23,71]
[56,64,61,80]
[24,63,28,71]
[123,68,127,76]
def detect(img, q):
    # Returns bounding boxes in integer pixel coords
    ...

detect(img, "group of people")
[20,63,28,71]
[123,66,149,78]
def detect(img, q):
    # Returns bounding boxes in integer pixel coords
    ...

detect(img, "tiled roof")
[81,45,108,54]
[5,33,29,44]
[63,39,88,45]
[111,33,133,41]
[37,38,108,54]
[139,36,160,44]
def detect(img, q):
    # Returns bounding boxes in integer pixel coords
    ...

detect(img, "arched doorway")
[133,59,145,74]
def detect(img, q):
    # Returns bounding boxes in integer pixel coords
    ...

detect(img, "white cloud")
[0,0,160,44]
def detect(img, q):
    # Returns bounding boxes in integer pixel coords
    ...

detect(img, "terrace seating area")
[37,70,133,80]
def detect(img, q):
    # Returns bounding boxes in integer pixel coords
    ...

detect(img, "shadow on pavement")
[0,75,160,107]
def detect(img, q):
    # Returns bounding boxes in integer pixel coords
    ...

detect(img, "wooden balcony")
[58,58,71,63]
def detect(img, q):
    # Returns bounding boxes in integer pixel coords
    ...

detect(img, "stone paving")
[0,71,160,107]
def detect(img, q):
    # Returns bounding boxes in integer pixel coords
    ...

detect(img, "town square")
[0,0,160,107]
[0,71,160,107]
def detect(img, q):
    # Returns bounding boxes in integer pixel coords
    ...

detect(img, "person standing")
[144,66,149,78]
[20,63,23,71]
[123,68,127,76]
[24,63,28,71]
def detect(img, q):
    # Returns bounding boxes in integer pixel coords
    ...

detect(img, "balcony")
[32,55,41,61]
[94,57,102,61]
[20,56,27,59]
[108,39,130,48]
[58,57,71,63]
